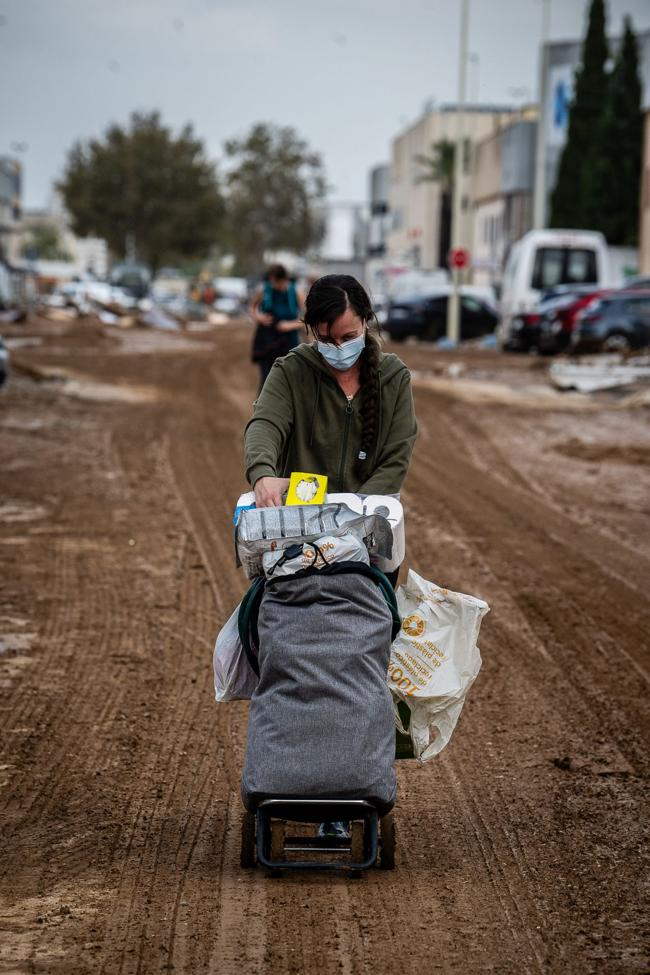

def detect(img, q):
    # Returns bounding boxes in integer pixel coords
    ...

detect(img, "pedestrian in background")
[249,264,305,391]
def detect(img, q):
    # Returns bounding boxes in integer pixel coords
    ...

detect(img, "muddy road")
[1,318,648,974]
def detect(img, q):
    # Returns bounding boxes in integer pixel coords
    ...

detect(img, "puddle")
[4,336,44,349]
[0,416,55,432]
[60,376,158,404]
[19,363,159,404]
[411,372,650,412]
[411,373,596,411]
[0,632,36,655]
[0,501,48,522]
[552,440,650,465]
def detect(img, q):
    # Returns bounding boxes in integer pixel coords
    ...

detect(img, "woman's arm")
[244,362,294,504]
[249,285,273,326]
[276,286,306,333]
[358,372,418,495]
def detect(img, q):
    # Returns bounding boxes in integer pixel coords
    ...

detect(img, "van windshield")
[531,248,598,291]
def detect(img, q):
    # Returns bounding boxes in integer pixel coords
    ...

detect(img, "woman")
[244,273,418,567]
[249,264,305,391]
[245,274,416,840]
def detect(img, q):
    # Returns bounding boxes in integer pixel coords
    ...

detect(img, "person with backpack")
[249,264,305,391]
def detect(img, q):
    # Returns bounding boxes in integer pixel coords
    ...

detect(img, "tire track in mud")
[405,392,648,969]
[435,399,650,600]
[409,391,649,755]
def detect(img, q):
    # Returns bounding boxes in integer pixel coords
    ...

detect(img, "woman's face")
[315,308,365,347]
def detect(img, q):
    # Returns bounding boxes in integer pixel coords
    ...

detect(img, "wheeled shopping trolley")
[240,798,395,875]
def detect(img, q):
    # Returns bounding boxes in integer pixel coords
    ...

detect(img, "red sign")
[448,247,470,270]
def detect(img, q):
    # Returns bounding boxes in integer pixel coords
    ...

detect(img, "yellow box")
[285,471,328,506]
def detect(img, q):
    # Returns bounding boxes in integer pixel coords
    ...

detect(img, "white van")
[499,230,613,348]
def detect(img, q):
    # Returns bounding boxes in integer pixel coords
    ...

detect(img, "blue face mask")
[317,332,365,371]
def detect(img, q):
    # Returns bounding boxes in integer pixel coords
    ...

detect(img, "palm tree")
[415,140,455,268]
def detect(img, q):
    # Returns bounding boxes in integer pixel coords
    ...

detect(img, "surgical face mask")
[317,332,365,371]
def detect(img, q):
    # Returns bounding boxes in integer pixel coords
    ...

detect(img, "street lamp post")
[446,0,469,344]
[533,0,552,229]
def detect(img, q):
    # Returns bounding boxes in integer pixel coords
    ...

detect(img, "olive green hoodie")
[244,342,417,494]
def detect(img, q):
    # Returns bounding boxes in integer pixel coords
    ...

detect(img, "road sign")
[448,247,470,270]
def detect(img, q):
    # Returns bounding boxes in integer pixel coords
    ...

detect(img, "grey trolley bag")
[239,561,400,874]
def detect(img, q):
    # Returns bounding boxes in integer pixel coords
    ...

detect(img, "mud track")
[1,320,648,974]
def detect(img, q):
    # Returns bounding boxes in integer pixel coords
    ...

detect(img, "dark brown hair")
[304,274,381,479]
[267,263,289,281]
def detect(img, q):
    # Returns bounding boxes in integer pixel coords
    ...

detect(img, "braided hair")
[303,274,382,481]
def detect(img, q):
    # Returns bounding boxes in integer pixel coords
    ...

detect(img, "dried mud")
[1,319,648,974]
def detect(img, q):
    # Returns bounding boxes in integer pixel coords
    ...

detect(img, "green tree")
[58,112,224,273]
[415,139,455,267]
[223,123,326,274]
[21,222,72,261]
[586,17,643,244]
[550,0,609,228]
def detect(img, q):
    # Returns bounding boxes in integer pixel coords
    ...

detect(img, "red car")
[536,287,610,354]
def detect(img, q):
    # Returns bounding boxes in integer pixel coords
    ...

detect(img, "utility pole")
[533,0,551,228]
[446,0,469,344]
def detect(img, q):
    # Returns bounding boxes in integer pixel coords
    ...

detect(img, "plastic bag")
[213,605,258,702]
[236,503,393,579]
[261,531,370,579]
[389,570,489,761]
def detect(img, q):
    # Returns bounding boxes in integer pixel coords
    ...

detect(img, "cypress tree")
[586,18,643,244]
[550,0,609,228]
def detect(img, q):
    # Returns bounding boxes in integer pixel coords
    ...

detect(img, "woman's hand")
[276,319,305,333]
[254,476,290,508]
[256,311,274,326]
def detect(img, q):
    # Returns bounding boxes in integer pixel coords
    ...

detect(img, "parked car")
[110,263,151,300]
[383,290,498,343]
[572,291,650,353]
[0,336,9,387]
[499,229,615,349]
[512,286,608,354]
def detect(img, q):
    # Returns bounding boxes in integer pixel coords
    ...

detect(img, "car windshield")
[532,248,598,291]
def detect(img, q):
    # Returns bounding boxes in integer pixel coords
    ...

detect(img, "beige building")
[386,105,514,272]
[22,193,109,278]
[641,112,650,274]
[472,108,538,285]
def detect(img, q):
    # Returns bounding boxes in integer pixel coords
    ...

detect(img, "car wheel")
[602,332,631,353]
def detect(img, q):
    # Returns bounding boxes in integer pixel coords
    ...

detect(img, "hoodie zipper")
[337,401,354,488]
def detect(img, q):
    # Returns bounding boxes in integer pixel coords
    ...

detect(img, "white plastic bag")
[389,570,489,761]
[261,531,369,579]
[212,605,258,703]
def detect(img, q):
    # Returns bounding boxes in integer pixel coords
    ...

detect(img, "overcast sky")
[2,0,650,210]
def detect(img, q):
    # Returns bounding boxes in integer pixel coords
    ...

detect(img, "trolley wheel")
[270,819,285,862]
[240,812,256,868]
[379,812,396,870]
[350,821,365,863]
